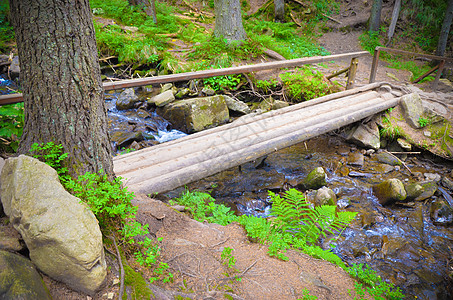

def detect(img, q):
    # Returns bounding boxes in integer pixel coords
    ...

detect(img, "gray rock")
[116,88,139,110]
[347,151,364,168]
[415,181,438,201]
[424,173,441,183]
[272,100,289,110]
[9,56,20,78]
[148,90,176,107]
[405,183,423,201]
[374,152,402,166]
[430,199,453,226]
[201,86,215,96]
[372,178,407,205]
[347,121,380,150]
[0,250,52,300]
[314,187,337,206]
[299,167,327,190]
[400,93,423,129]
[160,83,173,93]
[160,95,229,133]
[175,88,191,99]
[0,155,107,295]
[224,95,251,115]
[0,224,23,252]
[441,176,453,191]
[397,138,411,151]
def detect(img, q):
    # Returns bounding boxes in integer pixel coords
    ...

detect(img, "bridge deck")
[114,83,402,195]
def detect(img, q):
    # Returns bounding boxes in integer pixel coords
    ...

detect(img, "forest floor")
[8,0,453,299]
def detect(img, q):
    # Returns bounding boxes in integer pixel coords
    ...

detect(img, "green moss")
[123,263,153,300]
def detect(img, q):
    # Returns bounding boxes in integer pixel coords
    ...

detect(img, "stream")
[107,88,453,300]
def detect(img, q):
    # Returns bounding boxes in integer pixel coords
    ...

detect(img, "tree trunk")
[274,0,285,23]
[214,0,247,43]
[129,0,157,23]
[10,0,114,178]
[436,0,453,57]
[369,0,382,32]
[386,0,401,45]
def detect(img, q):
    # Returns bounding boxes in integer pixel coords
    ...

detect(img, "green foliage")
[245,19,329,59]
[31,142,172,283]
[387,60,434,83]
[359,31,382,54]
[123,263,153,300]
[170,190,238,226]
[30,142,69,182]
[256,78,279,93]
[347,263,404,300]
[279,67,332,102]
[418,117,430,128]
[0,2,14,53]
[221,247,236,269]
[298,288,318,300]
[0,103,24,152]
[203,74,242,91]
[239,189,356,266]
[379,116,402,140]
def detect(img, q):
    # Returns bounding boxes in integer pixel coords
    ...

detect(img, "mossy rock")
[373,178,406,205]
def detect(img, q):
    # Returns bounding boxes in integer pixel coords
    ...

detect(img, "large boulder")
[399,93,423,129]
[160,95,229,133]
[372,178,406,205]
[0,250,52,300]
[347,121,380,150]
[116,88,140,110]
[0,155,107,295]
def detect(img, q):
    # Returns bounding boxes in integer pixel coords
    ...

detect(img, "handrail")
[0,51,369,106]
[369,46,452,89]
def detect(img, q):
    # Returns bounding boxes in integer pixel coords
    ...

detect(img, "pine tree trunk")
[386,0,401,44]
[274,0,285,23]
[214,0,247,43]
[10,0,114,178]
[436,0,453,57]
[369,0,382,32]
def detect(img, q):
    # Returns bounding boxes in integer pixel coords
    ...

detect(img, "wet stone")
[414,181,438,201]
[373,178,407,205]
[374,152,402,166]
[347,151,364,168]
[424,172,441,183]
[441,176,453,191]
[404,183,423,201]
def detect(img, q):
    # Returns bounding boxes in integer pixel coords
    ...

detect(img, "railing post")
[346,57,359,89]
[369,47,381,83]
[432,60,446,90]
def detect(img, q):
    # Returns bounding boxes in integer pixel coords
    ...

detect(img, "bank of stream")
[108,87,453,299]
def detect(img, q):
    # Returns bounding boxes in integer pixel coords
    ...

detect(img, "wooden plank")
[122,95,401,195]
[0,51,369,105]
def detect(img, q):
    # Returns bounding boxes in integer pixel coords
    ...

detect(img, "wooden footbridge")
[114,82,402,195]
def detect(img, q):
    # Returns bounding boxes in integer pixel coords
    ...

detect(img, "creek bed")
[170,134,453,300]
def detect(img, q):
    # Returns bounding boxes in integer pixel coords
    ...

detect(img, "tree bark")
[436,0,453,57]
[386,0,401,45]
[274,0,285,23]
[10,0,114,178]
[129,0,157,23]
[369,0,382,32]
[214,0,247,43]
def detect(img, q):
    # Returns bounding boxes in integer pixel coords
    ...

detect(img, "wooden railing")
[369,46,453,89]
[0,51,369,106]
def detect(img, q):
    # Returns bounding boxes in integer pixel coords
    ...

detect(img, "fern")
[239,188,357,264]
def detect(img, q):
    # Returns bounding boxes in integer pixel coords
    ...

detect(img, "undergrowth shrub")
[170,190,238,225]
[279,67,332,102]
[0,102,24,152]
[31,142,173,284]
[0,2,14,53]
